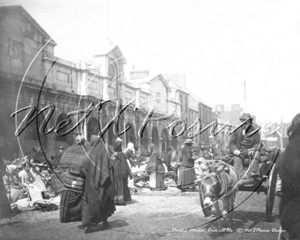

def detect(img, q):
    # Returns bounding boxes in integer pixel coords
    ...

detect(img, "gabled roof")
[163,74,190,94]
[163,73,212,109]
[0,5,57,46]
[189,91,210,108]
[93,39,127,63]
[133,74,171,91]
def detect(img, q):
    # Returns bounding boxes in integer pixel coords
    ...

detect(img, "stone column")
[136,88,140,108]
[103,77,110,100]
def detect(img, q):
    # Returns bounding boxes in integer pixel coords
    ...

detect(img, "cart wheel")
[266,164,278,220]
[199,184,211,217]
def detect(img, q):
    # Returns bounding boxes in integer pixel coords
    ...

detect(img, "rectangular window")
[56,71,69,83]
[8,38,24,60]
[185,96,188,113]
[180,95,183,112]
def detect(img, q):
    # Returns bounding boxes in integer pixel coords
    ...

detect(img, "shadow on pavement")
[233,210,279,223]
[77,219,129,234]
[126,199,139,205]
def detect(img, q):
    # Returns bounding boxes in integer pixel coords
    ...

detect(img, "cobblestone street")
[0,190,282,240]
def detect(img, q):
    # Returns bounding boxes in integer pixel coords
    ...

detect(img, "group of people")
[56,134,142,233]
[1,150,52,205]
[173,112,274,192]
[2,110,298,237]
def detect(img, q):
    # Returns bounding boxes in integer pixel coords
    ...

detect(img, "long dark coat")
[229,124,260,153]
[80,136,115,226]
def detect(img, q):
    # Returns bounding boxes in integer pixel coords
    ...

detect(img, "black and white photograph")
[0,1,299,239]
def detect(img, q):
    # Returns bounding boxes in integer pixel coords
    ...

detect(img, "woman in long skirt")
[112,138,132,205]
[146,143,166,190]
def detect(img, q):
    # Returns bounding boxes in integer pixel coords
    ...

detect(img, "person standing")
[80,135,115,233]
[124,142,136,167]
[145,143,166,191]
[111,138,132,205]
[176,138,196,192]
[162,148,172,171]
[59,135,87,223]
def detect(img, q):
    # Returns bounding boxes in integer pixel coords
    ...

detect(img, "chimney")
[130,70,149,80]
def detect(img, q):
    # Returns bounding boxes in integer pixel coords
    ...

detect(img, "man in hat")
[176,138,196,192]
[229,113,261,181]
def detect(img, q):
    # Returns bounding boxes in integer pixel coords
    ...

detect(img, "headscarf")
[76,134,85,145]
[113,137,123,152]
[125,142,135,154]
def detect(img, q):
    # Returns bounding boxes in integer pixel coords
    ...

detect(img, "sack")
[68,167,83,177]
[64,173,84,192]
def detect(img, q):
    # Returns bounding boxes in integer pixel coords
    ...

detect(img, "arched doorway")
[151,127,159,148]
[140,127,149,154]
[24,110,48,155]
[171,129,178,150]
[107,122,116,146]
[125,122,136,147]
[87,117,100,142]
[161,129,169,152]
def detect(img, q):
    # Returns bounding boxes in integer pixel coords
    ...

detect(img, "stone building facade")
[0,5,214,161]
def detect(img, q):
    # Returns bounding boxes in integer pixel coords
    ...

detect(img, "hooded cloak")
[80,135,115,226]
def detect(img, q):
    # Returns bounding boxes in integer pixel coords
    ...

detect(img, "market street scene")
[0,1,300,240]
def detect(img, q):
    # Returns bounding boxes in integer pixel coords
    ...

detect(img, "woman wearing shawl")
[80,135,115,233]
[124,142,136,167]
[145,143,166,190]
[59,135,87,223]
[176,138,196,192]
[111,138,132,205]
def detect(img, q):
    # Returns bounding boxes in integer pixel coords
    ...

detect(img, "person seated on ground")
[18,161,35,188]
[29,146,44,165]
[229,113,261,181]
[17,161,46,203]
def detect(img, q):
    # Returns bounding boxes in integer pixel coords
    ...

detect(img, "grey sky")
[1,0,300,123]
